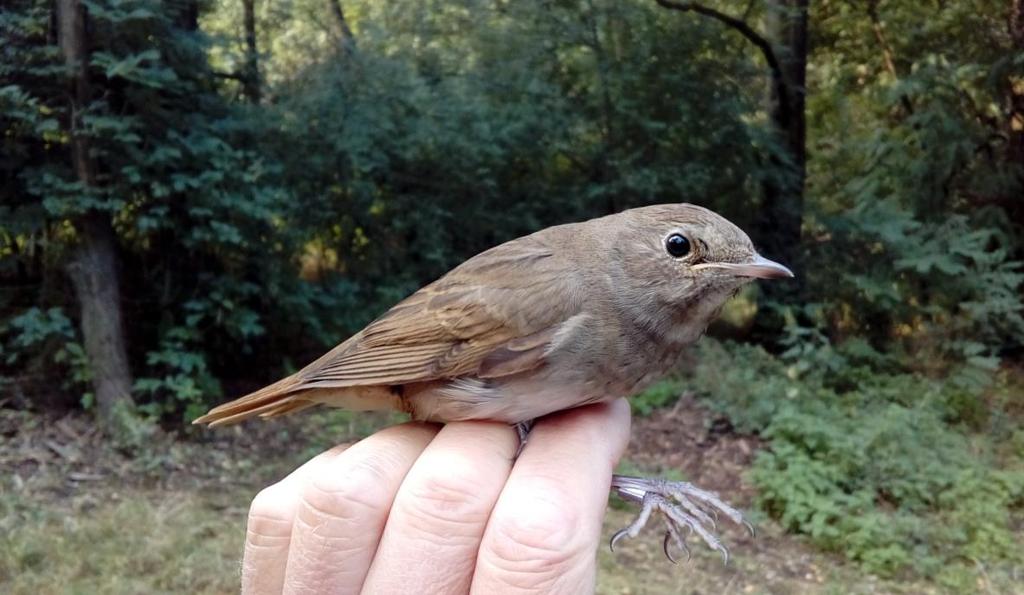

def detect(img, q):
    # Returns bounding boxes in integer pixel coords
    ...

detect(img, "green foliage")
[688,339,1024,578]
[3,307,74,359]
[3,0,780,419]
[252,0,768,309]
[1,0,358,416]
[629,378,686,417]
[3,0,1024,584]
[807,0,1024,363]
[0,307,91,399]
[133,327,222,422]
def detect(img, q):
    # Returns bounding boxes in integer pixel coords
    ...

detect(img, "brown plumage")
[194,203,791,428]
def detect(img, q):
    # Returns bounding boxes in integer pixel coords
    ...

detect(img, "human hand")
[240,399,631,594]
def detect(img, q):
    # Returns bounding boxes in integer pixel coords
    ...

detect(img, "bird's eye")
[665,233,691,258]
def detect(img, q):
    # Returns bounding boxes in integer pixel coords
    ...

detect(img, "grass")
[0,486,247,594]
[2,388,1021,594]
[3,483,1005,594]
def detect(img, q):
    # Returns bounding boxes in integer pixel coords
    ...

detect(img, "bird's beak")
[692,254,794,279]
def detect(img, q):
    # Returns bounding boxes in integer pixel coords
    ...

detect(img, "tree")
[654,0,807,288]
[55,0,136,430]
[761,0,807,287]
[1,0,309,424]
[6,0,1016,429]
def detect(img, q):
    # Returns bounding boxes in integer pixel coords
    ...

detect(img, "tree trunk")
[585,0,618,214]
[327,0,357,56]
[242,0,260,102]
[173,0,199,30]
[56,0,135,427]
[1009,0,1024,171]
[67,214,135,422]
[759,0,807,292]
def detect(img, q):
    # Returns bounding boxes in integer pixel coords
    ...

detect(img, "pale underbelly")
[403,361,670,424]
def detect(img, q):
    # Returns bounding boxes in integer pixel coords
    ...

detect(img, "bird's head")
[606,203,793,337]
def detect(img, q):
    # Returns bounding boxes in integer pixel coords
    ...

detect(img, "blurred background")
[1,0,1022,592]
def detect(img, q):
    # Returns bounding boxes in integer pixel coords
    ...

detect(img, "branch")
[740,0,757,22]
[213,71,245,81]
[867,0,913,114]
[655,0,790,126]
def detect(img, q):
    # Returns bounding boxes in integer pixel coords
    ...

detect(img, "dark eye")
[665,233,691,258]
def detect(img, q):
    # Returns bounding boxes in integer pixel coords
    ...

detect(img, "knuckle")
[246,485,295,545]
[483,483,589,586]
[403,465,492,530]
[300,454,394,527]
[492,496,580,556]
[249,484,291,520]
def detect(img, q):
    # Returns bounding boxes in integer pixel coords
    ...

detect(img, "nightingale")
[195,203,793,561]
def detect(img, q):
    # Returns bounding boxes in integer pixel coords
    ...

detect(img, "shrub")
[686,339,1024,578]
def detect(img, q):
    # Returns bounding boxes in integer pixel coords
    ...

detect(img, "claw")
[607,492,654,552]
[744,519,756,538]
[608,474,749,565]
[664,521,690,564]
[662,531,678,564]
[609,529,627,552]
[667,520,692,561]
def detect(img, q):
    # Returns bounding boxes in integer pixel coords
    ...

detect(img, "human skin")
[240,399,631,595]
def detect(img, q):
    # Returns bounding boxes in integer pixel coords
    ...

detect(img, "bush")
[686,339,1024,578]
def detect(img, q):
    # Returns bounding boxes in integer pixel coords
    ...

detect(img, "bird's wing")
[193,235,583,426]
[296,236,582,389]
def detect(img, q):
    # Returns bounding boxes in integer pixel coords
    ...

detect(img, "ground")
[0,397,998,594]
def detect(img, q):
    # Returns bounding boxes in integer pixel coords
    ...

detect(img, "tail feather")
[259,399,317,419]
[193,374,305,427]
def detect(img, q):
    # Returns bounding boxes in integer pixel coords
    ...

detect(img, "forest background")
[2,0,1023,592]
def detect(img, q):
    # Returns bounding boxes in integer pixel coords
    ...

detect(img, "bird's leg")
[609,475,753,564]
[512,419,535,459]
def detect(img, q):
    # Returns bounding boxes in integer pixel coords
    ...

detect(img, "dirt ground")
[0,398,998,594]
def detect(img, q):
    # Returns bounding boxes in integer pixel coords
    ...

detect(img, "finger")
[361,421,518,594]
[282,422,439,595]
[242,444,350,595]
[471,399,631,595]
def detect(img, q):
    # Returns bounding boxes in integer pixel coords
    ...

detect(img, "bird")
[194,203,793,560]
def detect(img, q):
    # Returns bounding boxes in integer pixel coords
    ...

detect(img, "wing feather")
[293,236,580,389]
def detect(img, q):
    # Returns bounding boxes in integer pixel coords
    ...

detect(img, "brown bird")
[195,203,792,560]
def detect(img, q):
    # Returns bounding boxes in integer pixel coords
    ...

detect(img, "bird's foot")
[512,419,535,460]
[608,475,753,564]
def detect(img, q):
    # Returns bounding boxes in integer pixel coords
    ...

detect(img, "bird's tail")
[193,376,406,427]
[192,374,312,427]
